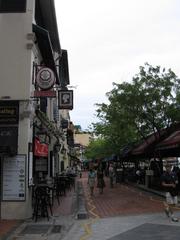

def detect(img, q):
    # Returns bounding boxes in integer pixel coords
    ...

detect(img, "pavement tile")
[0,220,22,240]
[0,186,76,240]
[80,172,164,218]
[2,172,180,240]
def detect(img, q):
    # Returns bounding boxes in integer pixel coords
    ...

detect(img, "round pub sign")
[36,67,55,90]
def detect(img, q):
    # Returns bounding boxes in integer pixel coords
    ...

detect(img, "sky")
[55,0,180,130]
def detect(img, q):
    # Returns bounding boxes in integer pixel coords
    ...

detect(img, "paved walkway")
[62,172,180,240]
[1,171,180,240]
[0,185,76,240]
[81,174,164,218]
[63,212,180,240]
[0,219,22,239]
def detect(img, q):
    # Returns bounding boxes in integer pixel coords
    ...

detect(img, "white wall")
[0,1,34,100]
[0,0,35,219]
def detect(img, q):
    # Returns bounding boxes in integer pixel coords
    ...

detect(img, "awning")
[156,131,180,150]
[32,24,60,85]
[129,124,180,159]
[131,132,163,156]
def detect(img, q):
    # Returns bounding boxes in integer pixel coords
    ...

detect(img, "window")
[0,0,26,13]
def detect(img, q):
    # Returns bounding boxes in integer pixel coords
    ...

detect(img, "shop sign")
[34,90,56,98]
[0,101,19,124]
[34,137,48,157]
[36,67,55,90]
[58,90,73,109]
[2,155,26,201]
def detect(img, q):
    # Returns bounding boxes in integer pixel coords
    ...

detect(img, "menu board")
[2,155,26,201]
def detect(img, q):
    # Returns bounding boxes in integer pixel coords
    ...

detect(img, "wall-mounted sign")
[0,101,19,124]
[34,90,56,98]
[36,67,55,90]
[2,155,26,201]
[58,90,73,110]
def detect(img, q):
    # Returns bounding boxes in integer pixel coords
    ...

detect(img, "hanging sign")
[58,90,73,109]
[36,67,55,90]
[34,137,48,157]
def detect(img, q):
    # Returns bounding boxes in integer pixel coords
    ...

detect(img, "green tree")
[92,63,180,152]
[84,137,112,160]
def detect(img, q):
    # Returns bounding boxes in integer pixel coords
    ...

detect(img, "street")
[81,171,163,218]
[64,171,180,240]
[2,171,180,240]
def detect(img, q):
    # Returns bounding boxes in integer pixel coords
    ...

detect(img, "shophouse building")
[0,0,74,219]
[74,131,93,164]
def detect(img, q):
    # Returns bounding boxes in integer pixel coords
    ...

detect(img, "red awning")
[156,131,180,149]
[132,132,161,155]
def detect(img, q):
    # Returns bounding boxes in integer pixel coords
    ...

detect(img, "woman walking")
[109,163,115,188]
[88,168,96,196]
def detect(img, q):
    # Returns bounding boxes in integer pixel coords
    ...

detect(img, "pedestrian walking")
[97,165,105,194]
[161,163,179,222]
[109,163,115,188]
[135,168,141,184]
[88,168,96,196]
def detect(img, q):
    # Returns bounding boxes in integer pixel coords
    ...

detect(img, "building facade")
[0,0,73,219]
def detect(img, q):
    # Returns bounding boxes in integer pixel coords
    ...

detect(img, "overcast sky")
[55,0,180,130]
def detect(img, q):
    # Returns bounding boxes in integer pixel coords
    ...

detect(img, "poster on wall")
[2,155,26,201]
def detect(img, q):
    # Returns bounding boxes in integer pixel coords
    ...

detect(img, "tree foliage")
[91,63,180,156]
[84,137,112,160]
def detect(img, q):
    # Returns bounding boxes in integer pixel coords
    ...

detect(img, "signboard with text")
[0,101,19,124]
[2,155,26,201]
[33,90,56,98]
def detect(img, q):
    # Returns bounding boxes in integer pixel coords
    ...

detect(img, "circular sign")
[36,67,55,90]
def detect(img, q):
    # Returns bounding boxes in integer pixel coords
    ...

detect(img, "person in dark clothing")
[172,166,180,191]
[97,165,105,194]
[161,163,179,222]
